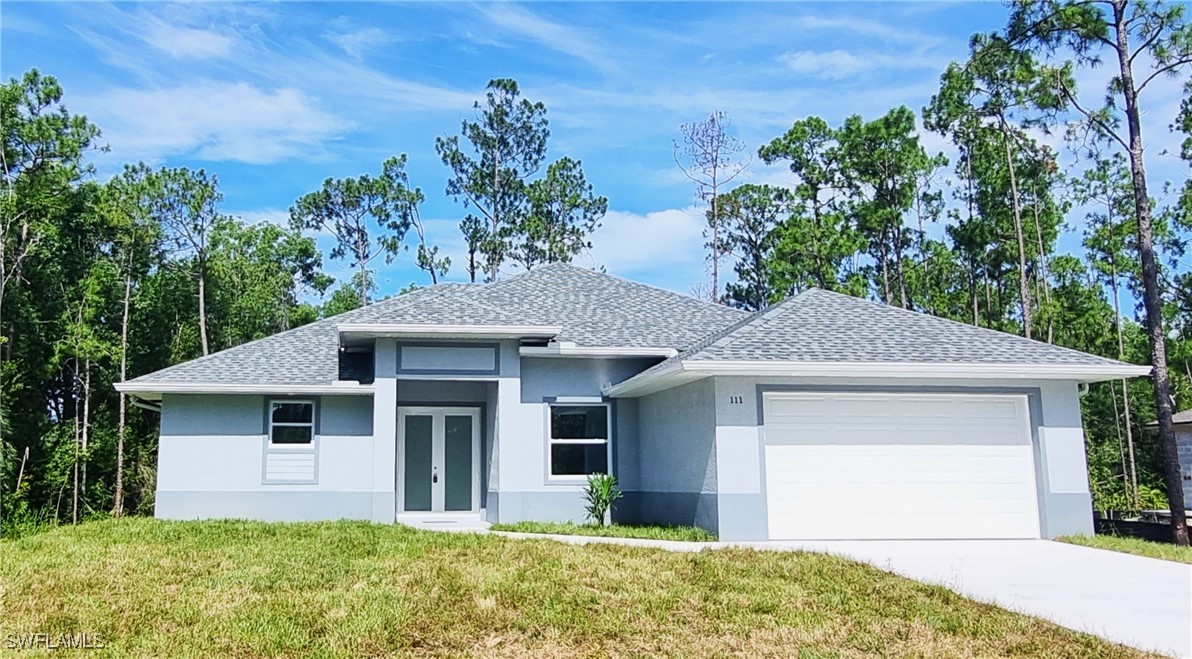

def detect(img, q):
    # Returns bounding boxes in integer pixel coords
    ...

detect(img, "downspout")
[130,395,163,413]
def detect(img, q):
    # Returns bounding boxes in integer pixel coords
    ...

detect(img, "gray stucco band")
[156,491,375,522]
[1040,492,1094,538]
[488,490,588,524]
[620,491,718,536]
[715,493,767,541]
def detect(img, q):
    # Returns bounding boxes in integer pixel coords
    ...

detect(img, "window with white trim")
[269,400,314,445]
[548,404,610,477]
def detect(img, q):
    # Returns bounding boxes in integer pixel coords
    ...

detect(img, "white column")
[370,339,398,522]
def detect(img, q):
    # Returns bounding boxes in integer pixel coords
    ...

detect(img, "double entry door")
[397,407,481,513]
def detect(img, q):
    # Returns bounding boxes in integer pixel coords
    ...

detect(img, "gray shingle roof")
[123,264,745,386]
[676,288,1131,366]
[123,271,1135,390]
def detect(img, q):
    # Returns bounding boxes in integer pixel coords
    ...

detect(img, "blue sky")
[2,2,1188,299]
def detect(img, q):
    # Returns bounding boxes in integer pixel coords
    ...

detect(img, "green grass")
[1058,534,1192,564]
[0,519,1154,658]
[489,520,717,542]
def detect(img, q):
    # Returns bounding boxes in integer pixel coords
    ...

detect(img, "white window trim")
[546,402,612,482]
[268,399,316,448]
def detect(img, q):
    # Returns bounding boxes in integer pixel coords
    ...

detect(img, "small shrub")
[1,489,55,540]
[583,473,622,527]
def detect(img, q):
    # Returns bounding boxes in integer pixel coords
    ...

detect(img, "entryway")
[396,406,481,514]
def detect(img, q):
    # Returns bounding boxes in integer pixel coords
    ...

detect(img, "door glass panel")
[403,415,432,511]
[444,415,473,511]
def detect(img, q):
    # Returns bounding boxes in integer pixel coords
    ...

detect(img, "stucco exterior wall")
[632,378,718,533]
[489,355,642,524]
[709,375,1095,541]
[155,393,377,521]
[1175,429,1192,508]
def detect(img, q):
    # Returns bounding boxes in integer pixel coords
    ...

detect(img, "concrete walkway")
[489,532,1192,657]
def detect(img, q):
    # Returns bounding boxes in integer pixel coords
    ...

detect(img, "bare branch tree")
[674,111,750,302]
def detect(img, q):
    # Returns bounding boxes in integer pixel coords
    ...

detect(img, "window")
[548,404,609,478]
[269,400,314,445]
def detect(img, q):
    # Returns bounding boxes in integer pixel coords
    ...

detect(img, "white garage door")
[763,391,1041,540]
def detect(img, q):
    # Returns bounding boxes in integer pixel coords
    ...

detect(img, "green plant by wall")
[583,473,622,527]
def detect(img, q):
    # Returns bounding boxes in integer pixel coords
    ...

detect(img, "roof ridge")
[676,289,816,359]
[527,262,750,316]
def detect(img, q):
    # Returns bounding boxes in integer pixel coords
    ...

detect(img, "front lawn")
[0,519,1150,657]
[1058,534,1192,564]
[490,520,717,542]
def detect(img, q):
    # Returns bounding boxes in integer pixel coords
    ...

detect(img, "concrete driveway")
[761,539,1192,657]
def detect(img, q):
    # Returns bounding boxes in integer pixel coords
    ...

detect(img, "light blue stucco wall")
[488,356,649,525]
[156,393,377,521]
[519,358,657,403]
[160,394,264,436]
[632,378,719,533]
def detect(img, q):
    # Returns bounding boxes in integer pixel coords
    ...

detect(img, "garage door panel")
[762,392,1040,540]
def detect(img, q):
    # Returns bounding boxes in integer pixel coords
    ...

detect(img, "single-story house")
[116,264,1149,541]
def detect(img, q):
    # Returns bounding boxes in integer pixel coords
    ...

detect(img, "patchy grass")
[1059,534,1192,564]
[490,520,717,542]
[0,519,1153,658]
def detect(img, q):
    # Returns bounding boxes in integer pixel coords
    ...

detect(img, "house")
[1149,411,1192,508]
[115,264,1149,541]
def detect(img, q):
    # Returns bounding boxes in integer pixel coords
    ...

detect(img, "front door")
[397,407,481,513]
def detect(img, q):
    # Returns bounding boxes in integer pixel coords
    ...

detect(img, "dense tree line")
[2,1,1191,543]
[0,74,605,534]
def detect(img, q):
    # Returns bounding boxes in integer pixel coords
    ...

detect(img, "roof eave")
[520,342,678,359]
[113,381,376,401]
[337,323,562,341]
[603,359,1152,398]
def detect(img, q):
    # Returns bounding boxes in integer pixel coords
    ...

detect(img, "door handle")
[432,469,438,484]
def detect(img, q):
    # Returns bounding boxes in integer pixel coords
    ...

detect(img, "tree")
[716,184,791,310]
[208,219,330,346]
[837,107,945,309]
[758,117,859,293]
[674,111,750,302]
[437,79,549,282]
[1076,154,1142,505]
[925,33,1060,338]
[0,70,101,525]
[1010,0,1192,544]
[152,168,226,356]
[511,157,607,270]
[96,163,160,516]
[290,155,423,307]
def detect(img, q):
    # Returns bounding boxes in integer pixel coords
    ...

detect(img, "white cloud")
[779,50,869,79]
[142,21,234,59]
[573,207,709,292]
[479,4,615,73]
[82,81,350,165]
[778,49,948,80]
[328,27,391,59]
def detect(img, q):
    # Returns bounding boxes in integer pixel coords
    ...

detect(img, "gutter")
[604,359,1154,398]
[113,381,376,399]
[337,323,562,339]
[520,342,677,359]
